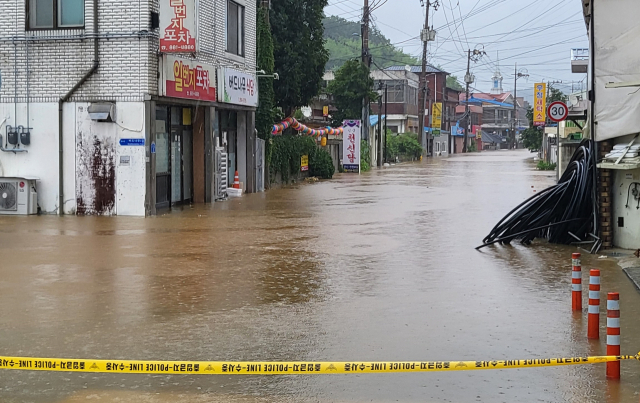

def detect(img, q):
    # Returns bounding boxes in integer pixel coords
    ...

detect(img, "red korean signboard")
[160,0,196,53]
[163,56,216,102]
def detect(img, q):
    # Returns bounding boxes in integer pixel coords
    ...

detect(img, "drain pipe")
[58,0,99,215]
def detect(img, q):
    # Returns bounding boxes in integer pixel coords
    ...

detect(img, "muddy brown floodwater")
[1,150,639,402]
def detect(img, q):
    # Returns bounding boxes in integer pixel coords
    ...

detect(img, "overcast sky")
[324,0,588,101]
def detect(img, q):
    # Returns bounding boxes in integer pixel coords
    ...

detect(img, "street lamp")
[377,82,384,167]
[512,64,529,149]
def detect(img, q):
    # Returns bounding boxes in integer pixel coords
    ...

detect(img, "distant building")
[315,64,462,157]
[370,67,420,134]
[454,103,483,153]
[457,91,526,149]
[378,65,457,156]
[308,71,335,125]
[490,66,504,95]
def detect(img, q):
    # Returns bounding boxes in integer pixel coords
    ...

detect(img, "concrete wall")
[0,101,145,215]
[433,134,449,156]
[0,103,70,213]
[610,135,640,249]
[74,102,146,216]
[612,168,640,249]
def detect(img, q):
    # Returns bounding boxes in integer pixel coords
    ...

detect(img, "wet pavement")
[1,149,639,402]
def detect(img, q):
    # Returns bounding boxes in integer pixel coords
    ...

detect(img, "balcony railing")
[571,48,589,73]
[571,48,589,60]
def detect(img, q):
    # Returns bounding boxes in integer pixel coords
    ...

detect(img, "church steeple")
[490,51,503,94]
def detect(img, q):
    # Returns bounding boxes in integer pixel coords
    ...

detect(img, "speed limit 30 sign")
[547,101,568,122]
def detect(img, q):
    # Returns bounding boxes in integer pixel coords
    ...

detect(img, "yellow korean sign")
[301,155,309,172]
[323,106,329,117]
[432,102,442,129]
[533,83,546,126]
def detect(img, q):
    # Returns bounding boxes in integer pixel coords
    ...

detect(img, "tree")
[271,0,329,116]
[547,86,567,104]
[446,74,464,91]
[520,86,567,153]
[256,6,275,142]
[327,59,376,126]
[521,106,542,152]
[322,16,419,70]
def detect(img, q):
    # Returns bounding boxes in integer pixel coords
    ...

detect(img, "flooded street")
[1,150,639,402]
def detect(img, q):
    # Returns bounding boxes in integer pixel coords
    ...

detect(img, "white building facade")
[0,0,259,216]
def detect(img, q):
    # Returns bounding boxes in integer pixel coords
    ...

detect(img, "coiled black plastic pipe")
[478,139,596,249]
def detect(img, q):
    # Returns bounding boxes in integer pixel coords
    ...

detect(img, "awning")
[461,97,513,108]
[370,115,386,127]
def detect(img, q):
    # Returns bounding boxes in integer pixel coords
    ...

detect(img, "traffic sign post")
[546,101,568,170]
[547,101,568,123]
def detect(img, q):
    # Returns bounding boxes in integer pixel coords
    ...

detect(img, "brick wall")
[0,0,256,104]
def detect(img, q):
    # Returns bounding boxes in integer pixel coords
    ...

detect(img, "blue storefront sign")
[119,138,145,146]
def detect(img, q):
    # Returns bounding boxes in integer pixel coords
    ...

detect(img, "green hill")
[323,15,419,70]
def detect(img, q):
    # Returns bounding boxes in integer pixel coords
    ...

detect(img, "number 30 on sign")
[547,101,568,123]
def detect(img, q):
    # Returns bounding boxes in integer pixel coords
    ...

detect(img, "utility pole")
[463,50,472,153]
[384,84,388,163]
[443,81,447,153]
[418,0,437,156]
[260,0,270,21]
[512,63,528,150]
[513,63,517,149]
[462,47,485,153]
[543,80,562,163]
[378,82,383,167]
[362,0,371,142]
[418,0,430,155]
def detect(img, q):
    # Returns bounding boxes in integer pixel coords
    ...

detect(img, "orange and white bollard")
[606,292,620,379]
[572,253,582,311]
[233,171,240,189]
[588,269,600,339]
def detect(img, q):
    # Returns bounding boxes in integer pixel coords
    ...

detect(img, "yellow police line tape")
[0,354,638,375]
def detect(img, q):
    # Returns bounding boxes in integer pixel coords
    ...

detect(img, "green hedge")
[385,132,422,161]
[270,134,335,183]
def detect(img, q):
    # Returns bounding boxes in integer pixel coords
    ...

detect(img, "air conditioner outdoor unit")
[0,177,38,215]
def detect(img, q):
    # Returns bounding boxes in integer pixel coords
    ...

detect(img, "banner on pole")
[534,83,547,126]
[432,103,442,129]
[342,120,361,173]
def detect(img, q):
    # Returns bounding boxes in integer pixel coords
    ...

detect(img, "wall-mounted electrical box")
[20,127,30,145]
[7,126,18,145]
[88,103,116,122]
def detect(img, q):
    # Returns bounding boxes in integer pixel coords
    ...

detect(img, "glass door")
[171,128,182,204]
[155,107,171,208]
[182,129,193,201]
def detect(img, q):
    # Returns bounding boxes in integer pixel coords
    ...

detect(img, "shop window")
[28,0,84,29]
[442,142,446,152]
[226,0,245,57]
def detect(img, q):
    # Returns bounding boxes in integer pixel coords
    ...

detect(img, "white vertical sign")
[342,120,361,173]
